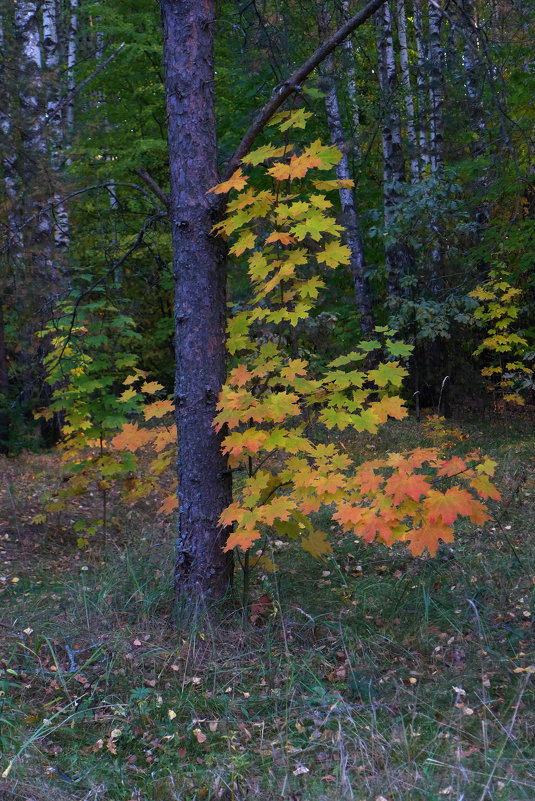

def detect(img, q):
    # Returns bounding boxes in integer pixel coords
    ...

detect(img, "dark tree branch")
[222,0,388,183]
[45,211,167,373]
[135,167,170,208]
[3,181,165,252]
[42,43,126,131]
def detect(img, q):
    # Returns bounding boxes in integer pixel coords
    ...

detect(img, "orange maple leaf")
[228,364,253,387]
[424,487,482,525]
[384,472,430,505]
[110,423,154,452]
[265,231,297,245]
[437,455,468,477]
[157,494,178,515]
[152,427,177,452]
[268,153,322,181]
[207,169,248,194]
[402,521,454,556]
[224,528,261,551]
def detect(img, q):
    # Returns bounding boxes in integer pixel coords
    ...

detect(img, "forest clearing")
[0,0,534,799]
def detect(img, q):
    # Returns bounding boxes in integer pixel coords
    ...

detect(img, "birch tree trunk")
[67,0,78,132]
[161,0,234,605]
[0,12,22,256]
[339,0,362,163]
[375,1,413,295]
[43,0,70,249]
[15,0,57,282]
[428,0,444,172]
[397,0,420,181]
[413,0,430,170]
[319,3,373,332]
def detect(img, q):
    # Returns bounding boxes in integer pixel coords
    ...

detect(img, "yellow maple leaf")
[118,388,138,403]
[141,381,164,394]
[300,529,333,559]
[143,399,174,420]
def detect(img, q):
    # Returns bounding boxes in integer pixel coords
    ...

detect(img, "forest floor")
[0,416,534,801]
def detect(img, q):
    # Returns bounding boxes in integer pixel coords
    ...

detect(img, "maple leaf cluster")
[209,115,500,559]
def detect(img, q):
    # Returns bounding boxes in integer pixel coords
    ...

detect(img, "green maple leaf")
[317,240,352,268]
[369,361,408,387]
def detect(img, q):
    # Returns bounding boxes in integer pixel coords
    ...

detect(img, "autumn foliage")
[207,111,500,558]
[39,113,501,560]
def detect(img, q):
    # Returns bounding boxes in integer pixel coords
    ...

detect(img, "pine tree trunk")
[160,0,233,606]
[319,3,373,333]
[397,0,420,181]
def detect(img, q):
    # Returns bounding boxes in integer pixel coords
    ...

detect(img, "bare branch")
[135,167,170,209]
[42,42,126,131]
[3,181,167,252]
[222,0,388,183]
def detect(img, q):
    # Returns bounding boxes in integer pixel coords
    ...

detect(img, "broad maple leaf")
[384,471,430,505]
[316,241,352,268]
[207,168,248,194]
[157,494,178,515]
[469,474,501,500]
[424,487,481,525]
[402,521,454,556]
[228,364,253,387]
[301,529,333,559]
[141,381,164,394]
[110,423,154,452]
[265,231,297,245]
[143,399,174,420]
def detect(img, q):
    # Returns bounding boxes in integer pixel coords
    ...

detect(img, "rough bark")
[161,0,234,604]
[160,0,388,605]
[319,4,373,332]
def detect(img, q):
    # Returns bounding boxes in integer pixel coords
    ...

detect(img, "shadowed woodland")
[0,0,534,799]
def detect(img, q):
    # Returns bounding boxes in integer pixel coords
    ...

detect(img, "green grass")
[0,418,534,800]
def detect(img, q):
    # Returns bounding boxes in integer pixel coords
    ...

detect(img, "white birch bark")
[339,0,362,163]
[413,0,430,169]
[319,3,373,331]
[43,0,70,249]
[0,13,21,250]
[67,0,78,131]
[397,0,420,181]
[376,1,414,297]
[428,0,444,172]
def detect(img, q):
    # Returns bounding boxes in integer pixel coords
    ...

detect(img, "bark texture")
[161,0,233,604]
